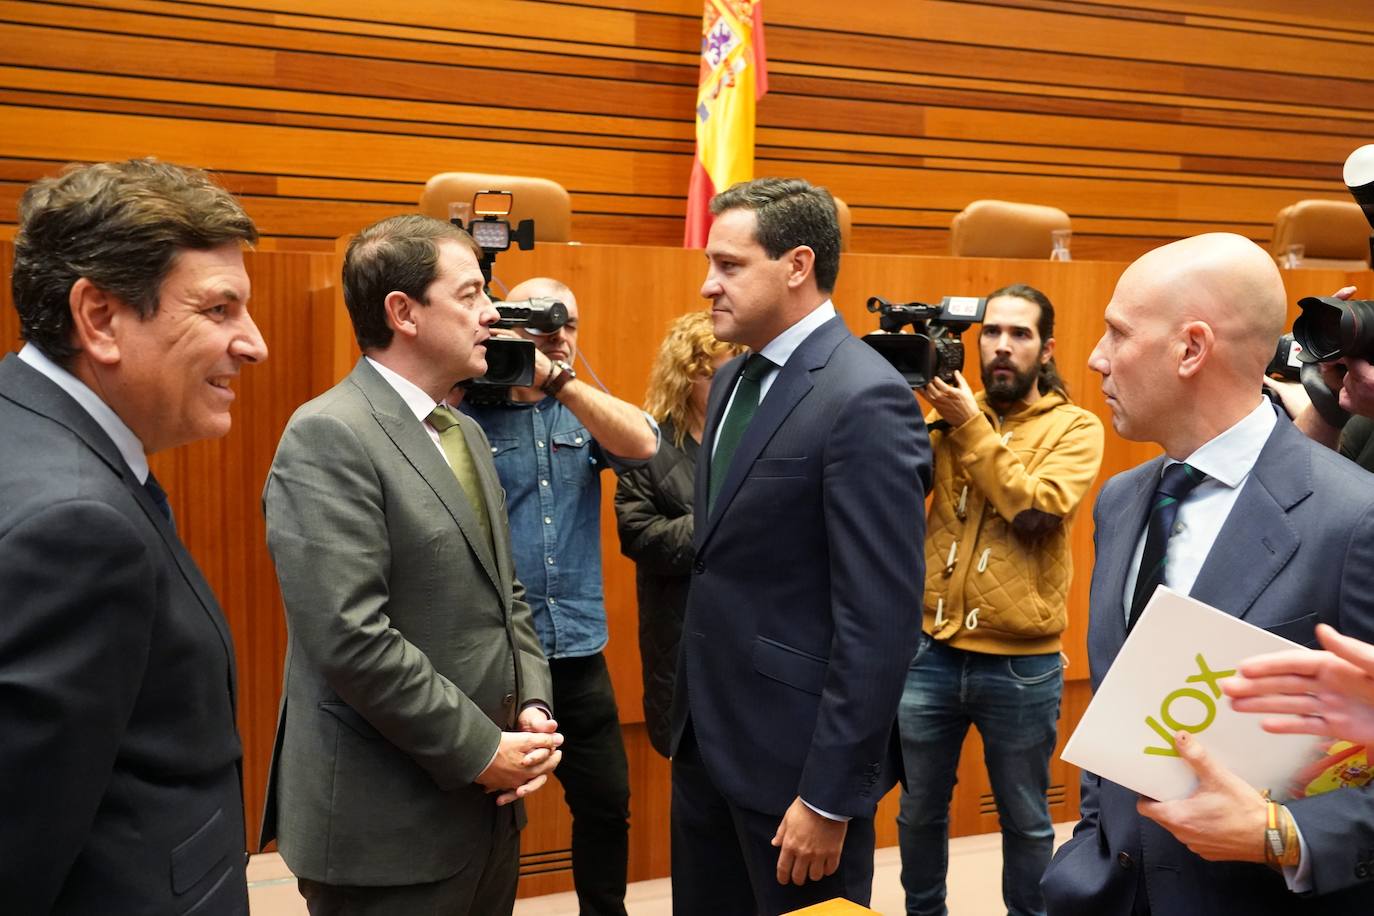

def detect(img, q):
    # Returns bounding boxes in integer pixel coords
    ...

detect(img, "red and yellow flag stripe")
[684,0,768,247]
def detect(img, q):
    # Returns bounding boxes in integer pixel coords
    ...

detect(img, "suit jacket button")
[693,560,705,574]
[1357,863,1370,880]
[1117,852,1133,870]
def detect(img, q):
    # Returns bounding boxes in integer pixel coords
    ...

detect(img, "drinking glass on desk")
[448,201,472,228]
[1050,228,1072,261]
[1280,244,1305,269]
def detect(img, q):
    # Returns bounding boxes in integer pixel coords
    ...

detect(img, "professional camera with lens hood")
[862,295,987,388]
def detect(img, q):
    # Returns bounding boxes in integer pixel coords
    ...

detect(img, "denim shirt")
[463,396,653,659]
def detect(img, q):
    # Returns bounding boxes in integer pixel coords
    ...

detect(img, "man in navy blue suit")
[1042,233,1374,915]
[669,177,931,914]
[0,159,266,914]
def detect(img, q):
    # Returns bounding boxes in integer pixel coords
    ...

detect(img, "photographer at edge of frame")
[1266,286,1374,471]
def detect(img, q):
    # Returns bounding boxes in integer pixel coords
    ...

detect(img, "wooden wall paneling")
[774,0,1373,77]
[1,0,1371,263]
[765,26,1374,111]
[0,239,14,350]
[1068,0,1373,32]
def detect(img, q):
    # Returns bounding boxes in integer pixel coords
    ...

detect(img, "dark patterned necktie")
[144,471,175,532]
[1128,462,1207,630]
[709,353,775,513]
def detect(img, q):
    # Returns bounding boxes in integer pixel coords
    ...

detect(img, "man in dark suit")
[260,214,559,915]
[1042,233,1374,914]
[0,158,267,914]
[669,177,931,914]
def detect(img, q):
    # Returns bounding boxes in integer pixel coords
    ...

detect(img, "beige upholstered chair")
[949,199,1071,259]
[419,173,572,243]
[1270,199,1370,270]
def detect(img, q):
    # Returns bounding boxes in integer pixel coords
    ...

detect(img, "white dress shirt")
[18,343,150,484]
[711,300,837,460]
[365,356,448,461]
[1122,397,1276,611]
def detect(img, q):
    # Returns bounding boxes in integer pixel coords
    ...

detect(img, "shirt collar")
[19,342,150,483]
[365,356,442,424]
[1173,397,1277,489]
[757,300,837,368]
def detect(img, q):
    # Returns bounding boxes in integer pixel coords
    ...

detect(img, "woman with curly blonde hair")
[614,310,743,756]
[642,310,745,448]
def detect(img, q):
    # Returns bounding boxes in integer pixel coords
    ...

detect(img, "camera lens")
[1293,296,1374,363]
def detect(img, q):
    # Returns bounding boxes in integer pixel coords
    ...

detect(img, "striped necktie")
[1128,462,1206,630]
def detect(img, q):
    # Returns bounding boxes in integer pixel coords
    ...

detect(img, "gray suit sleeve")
[509,575,552,710]
[265,412,501,790]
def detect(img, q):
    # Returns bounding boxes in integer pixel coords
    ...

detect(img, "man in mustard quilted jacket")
[896,283,1104,916]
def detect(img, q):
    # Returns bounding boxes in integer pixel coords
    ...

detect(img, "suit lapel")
[460,413,514,596]
[349,360,504,596]
[698,315,848,546]
[694,352,744,549]
[0,355,238,690]
[131,476,239,689]
[1189,418,1306,620]
[1095,458,1163,661]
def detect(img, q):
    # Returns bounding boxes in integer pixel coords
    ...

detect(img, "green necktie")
[709,353,775,513]
[428,405,493,550]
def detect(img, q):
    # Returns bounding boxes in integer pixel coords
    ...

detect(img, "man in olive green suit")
[260,215,560,915]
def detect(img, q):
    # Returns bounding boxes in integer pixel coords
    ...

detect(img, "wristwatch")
[1264,800,1301,869]
[541,359,576,397]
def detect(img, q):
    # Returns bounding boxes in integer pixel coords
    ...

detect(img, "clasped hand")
[475,707,563,805]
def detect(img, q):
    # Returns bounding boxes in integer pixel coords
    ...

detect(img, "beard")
[981,358,1040,408]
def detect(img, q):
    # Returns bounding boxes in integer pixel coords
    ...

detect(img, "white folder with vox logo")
[1062,586,1322,802]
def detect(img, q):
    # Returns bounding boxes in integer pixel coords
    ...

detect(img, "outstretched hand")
[1224,623,1374,747]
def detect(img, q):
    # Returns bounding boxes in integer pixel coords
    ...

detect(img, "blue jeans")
[896,635,1062,916]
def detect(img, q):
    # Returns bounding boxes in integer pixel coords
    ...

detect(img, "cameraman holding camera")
[896,284,1103,916]
[458,276,657,916]
[1265,286,1374,470]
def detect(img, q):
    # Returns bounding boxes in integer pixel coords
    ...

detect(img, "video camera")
[448,191,565,399]
[862,295,988,388]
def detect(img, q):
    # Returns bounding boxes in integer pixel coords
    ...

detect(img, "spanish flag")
[684,0,768,247]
